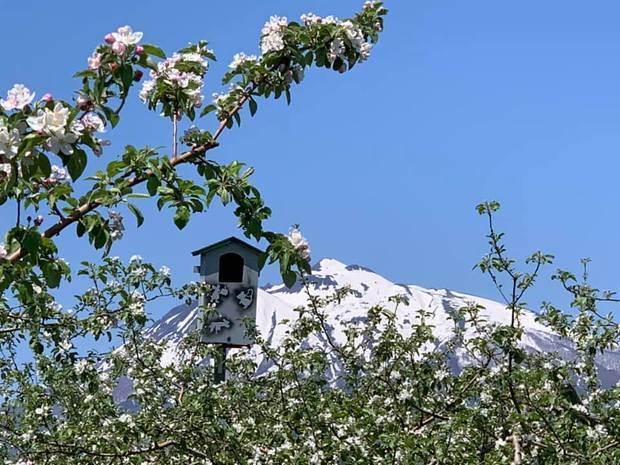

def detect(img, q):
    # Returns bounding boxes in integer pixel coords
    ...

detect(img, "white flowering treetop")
[2,3,619,464]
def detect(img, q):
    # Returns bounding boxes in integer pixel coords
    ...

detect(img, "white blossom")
[1,84,35,111]
[130,255,143,264]
[112,41,127,55]
[109,210,125,240]
[0,163,11,178]
[260,16,288,54]
[27,103,78,155]
[50,165,69,183]
[229,52,258,70]
[81,112,106,133]
[301,13,323,26]
[87,52,102,70]
[139,79,156,102]
[111,25,143,46]
[287,227,311,261]
[59,340,73,353]
[0,120,21,158]
[0,243,7,260]
[329,37,345,64]
[48,132,78,155]
[27,102,69,133]
[181,52,208,65]
[128,290,146,316]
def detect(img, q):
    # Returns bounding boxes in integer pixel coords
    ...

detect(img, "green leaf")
[22,229,42,254]
[66,148,88,181]
[283,270,297,288]
[37,153,52,177]
[76,221,86,237]
[249,99,258,117]
[147,176,160,196]
[142,43,166,59]
[200,104,217,117]
[41,262,61,288]
[127,203,144,227]
[173,206,190,230]
[120,64,134,92]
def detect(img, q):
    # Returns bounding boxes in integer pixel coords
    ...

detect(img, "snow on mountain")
[140,258,620,387]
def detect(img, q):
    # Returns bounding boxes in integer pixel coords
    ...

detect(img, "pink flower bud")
[133,70,144,81]
[34,215,44,227]
[135,45,144,55]
[42,93,53,102]
[104,33,116,44]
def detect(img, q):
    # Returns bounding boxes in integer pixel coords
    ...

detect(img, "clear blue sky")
[2,1,620,320]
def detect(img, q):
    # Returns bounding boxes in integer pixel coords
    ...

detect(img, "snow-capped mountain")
[137,258,620,389]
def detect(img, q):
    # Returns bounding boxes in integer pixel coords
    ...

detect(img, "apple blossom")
[41,93,53,102]
[301,13,323,26]
[329,37,345,64]
[287,227,311,261]
[260,16,288,54]
[26,102,70,134]
[0,163,11,178]
[139,79,156,102]
[112,41,127,56]
[104,33,115,44]
[229,52,258,70]
[140,47,209,116]
[44,165,69,185]
[34,215,44,227]
[111,25,143,45]
[87,52,102,70]
[108,210,124,240]
[81,112,106,132]
[48,132,78,155]
[0,243,7,260]
[0,84,35,111]
[0,121,21,158]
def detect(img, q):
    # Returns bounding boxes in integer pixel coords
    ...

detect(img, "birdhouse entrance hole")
[219,252,244,282]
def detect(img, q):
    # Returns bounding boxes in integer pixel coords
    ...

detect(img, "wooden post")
[214,345,227,383]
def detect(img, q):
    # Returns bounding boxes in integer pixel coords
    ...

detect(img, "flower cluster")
[108,211,125,240]
[260,16,288,54]
[0,118,22,159]
[27,102,77,155]
[41,165,69,188]
[229,52,258,70]
[139,42,214,120]
[0,84,35,112]
[287,227,311,261]
[128,290,145,317]
[106,25,143,57]
[301,12,373,68]
[86,25,143,71]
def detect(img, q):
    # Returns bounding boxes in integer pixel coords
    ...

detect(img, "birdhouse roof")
[191,236,263,257]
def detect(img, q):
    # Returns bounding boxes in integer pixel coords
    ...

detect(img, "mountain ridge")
[114,257,620,401]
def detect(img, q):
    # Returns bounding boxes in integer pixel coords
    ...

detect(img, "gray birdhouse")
[192,237,262,346]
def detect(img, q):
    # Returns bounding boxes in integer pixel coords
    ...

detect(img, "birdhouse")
[192,237,262,346]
